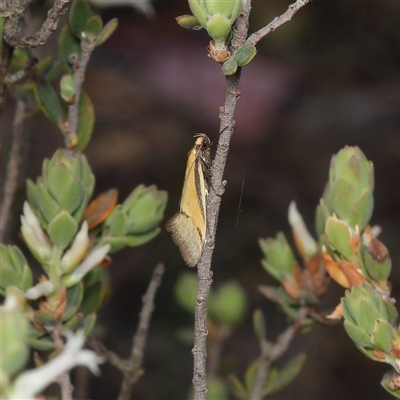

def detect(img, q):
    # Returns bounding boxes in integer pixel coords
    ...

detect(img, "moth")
[166,133,211,267]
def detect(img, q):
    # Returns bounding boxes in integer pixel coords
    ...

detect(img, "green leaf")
[207,377,228,400]
[69,0,93,39]
[37,183,60,224]
[176,15,202,30]
[81,281,103,315]
[244,359,259,393]
[222,58,238,76]
[381,370,400,399]
[75,90,95,151]
[350,188,373,230]
[33,311,58,327]
[34,76,64,126]
[83,313,97,336]
[209,281,247,327]
[94,18,119,46]
[343,319,372,348]
[26,336,55,351]
[355,300,380,335]
[253,308,266,340]
[371,319,394,353]
[61,282,84,321]
[126,227,160,248]
[84,15,103,41]
[48,210,78,249]
[263,354,306,396]
[59,24,81,72]
[174,272,198,313]
[58,178,84,215]
[228,375,248,400]
[60,74,75,104]
[234,44,257,67]
[325,217,354,259]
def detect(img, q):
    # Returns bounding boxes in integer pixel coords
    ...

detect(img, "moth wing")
[179,149,207,240]
[166,213,202,267]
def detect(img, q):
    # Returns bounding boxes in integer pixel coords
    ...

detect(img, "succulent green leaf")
[36,56,53,76]
[349,188,373,230]
[94,18,119,46]
[59,24,81,72]
[58,178,84,216]
[9,48,33,73]
[124,185,167,234]
[341,295,357,324]
[383,300,398,326]
[34,77,64,126]
[207,377,228,400]
[102,236,127,253]
[84,15,103,41]
[343,319,372,348]
[188,0,208,27]
[0,270,21,295]
[1,306,29,375]
[81,281,103,315]
[26,336,55,351]
[174,272,198,313]
[61,283,84,322]
[330,176,356,221]
[325,217,354,259]
[34,310,58,327]
[355,300,380,335]
[60,74,75,104]
[75,90,95,152]
[61,313,84,332]
[83,313,97,336]
[244,359,259,393]
[253,308,266,340]
[222,58,237,75]
[176,14,203,30]
[106,208,127,236]
[206,13,231,42]
[371,319,394,353]
[48,210,78,248]
[362,240,392,282]
[234,44,257,66]
[37,183,61,225]
[263,353,306,395]
[69,0,93,39]
[381,370,400,399]
[228,375,248,400]
[259,233,295,281]
[126,227,161,248]
[209,281,247,327]
[26,179,40,210]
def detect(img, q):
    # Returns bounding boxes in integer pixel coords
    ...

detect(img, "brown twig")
[51,325,74,400]
[247,0,310,46]
[192,1,310,399]
[64,39,95,148]
[117,263,165,400]
[0,98,25,243]
[4,0,71,48]
[250,308,307,400]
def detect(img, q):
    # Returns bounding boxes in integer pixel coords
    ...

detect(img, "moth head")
[194,133,211,149]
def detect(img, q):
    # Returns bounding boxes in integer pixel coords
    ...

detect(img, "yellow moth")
[166,134,211,267]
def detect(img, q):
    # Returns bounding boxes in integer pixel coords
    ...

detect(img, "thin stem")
[65,39,95,148]
[250,308,307,400]
[247,0,310,46]
[191,0,311,397]
[51,325,74,400]
[4,0,71,48]
[0,98,25,243]
[117,263,165,400]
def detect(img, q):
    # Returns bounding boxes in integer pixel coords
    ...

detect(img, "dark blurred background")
[1,0,399,399]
